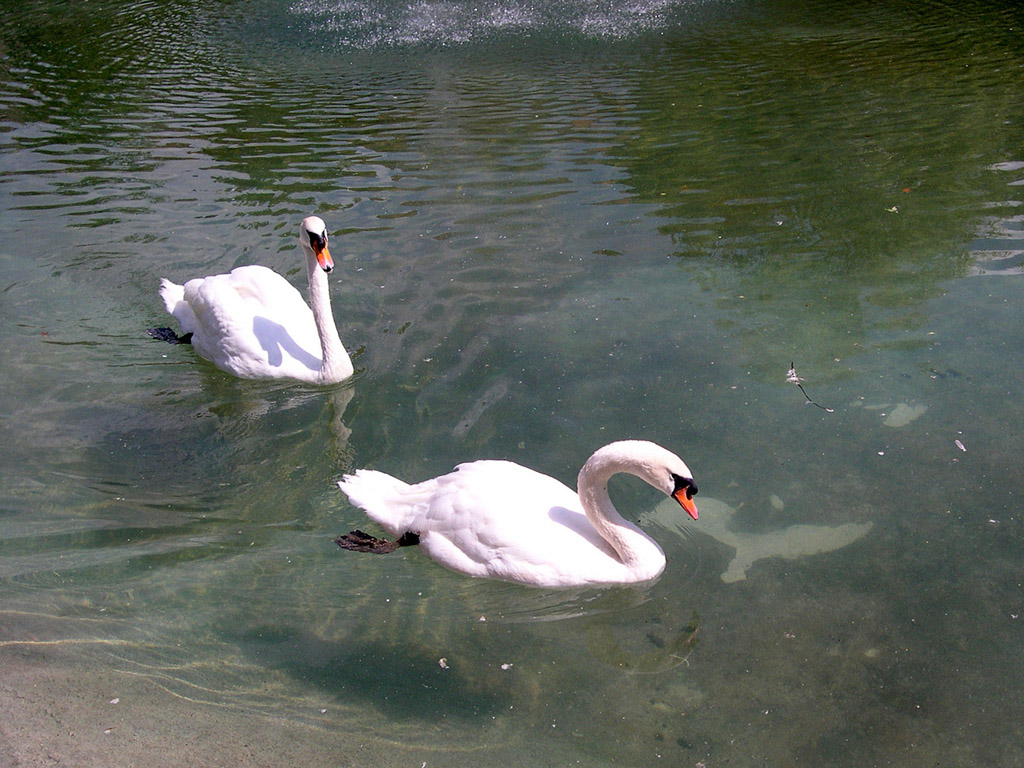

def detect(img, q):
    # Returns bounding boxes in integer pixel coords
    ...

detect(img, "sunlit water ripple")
[1,0,1024,765]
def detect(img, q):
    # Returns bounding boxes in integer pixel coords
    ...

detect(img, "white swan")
[335,440,699,587]
[149,215,353,383]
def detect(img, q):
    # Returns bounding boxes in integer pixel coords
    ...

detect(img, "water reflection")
[611,8,1023,382]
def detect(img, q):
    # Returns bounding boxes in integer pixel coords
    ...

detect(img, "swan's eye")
[672,474,697,500]
[307,231,327,252]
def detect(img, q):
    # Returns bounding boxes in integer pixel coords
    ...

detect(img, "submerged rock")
[882,402,928,428]
[452,378,511,439]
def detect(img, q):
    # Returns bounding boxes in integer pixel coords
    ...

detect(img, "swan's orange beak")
[673,488,699,520]
[316,244,334,273]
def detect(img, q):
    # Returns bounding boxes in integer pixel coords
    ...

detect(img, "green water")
[2,0,1023,764]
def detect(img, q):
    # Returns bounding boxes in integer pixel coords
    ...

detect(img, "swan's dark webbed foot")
[335,530,419,554]
[147,327,193,345]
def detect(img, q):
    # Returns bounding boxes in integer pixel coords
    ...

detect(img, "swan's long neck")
[305,250,353,383]
[577,449,662,568]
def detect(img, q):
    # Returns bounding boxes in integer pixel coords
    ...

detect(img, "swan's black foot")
[335,530,419,554]
[147,327,193,345]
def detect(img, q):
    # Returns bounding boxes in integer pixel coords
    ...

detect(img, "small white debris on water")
[438,657,449,669]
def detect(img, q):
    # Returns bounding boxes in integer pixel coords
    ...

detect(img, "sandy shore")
[1,643,338,768]
[0,642,580,768]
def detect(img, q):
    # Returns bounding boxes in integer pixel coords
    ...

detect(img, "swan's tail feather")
[158,278,185,314]
[157,277,200,338]
[338,469,416,534]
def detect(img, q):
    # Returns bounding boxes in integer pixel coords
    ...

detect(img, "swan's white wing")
[176,266,323,380]
[408,461,632,586]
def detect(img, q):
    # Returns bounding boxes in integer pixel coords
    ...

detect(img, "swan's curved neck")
[576,451,661,568]
[305,249,353,383]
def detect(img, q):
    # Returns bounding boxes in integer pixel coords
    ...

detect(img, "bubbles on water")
[290,0,699,48]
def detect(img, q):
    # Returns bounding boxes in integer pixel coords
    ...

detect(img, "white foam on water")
[290,0,708,47]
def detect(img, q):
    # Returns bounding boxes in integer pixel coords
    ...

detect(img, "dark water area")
[1,0,1023,765]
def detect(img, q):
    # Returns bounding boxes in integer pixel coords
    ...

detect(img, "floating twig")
[786,362,834,413]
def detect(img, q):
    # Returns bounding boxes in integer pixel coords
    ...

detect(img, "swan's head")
[300,215,333,273]
[669,471,699,520]
[583,440,699,520]
[645,445,698,521]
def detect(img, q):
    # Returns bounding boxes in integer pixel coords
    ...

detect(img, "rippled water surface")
[2,0,1024,765]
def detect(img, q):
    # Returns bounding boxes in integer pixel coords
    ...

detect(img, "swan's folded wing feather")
[411,461,628,584]
[183,273,268,365]
[225,266,306,314]
[174,266,321,378]
[419,532,491,578]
